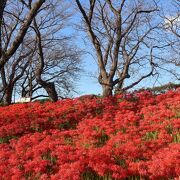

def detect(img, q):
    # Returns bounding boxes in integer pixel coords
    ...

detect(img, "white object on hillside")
[16,97,31,103]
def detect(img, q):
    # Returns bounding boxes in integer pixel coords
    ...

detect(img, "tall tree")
[9,0,82,102]
[0,0,45,105]
[22,0,82,101]
[0,0,82,104]
[0,47,33,105]
[75,0,176,96]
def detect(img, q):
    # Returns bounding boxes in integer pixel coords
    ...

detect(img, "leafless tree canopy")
[75,0,179,96]
[0,0,82,105]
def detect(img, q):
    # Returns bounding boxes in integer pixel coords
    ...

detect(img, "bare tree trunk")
[102,85,113,96]
[0,0,7,58]
[43,82,58,102]
[3,85,13,105]
[33,18,58,102]
[37,79,58,102]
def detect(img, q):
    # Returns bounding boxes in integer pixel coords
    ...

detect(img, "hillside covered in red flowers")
[0,90,179,180]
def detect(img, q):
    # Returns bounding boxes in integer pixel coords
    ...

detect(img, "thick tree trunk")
[37,80,58,102]
[102,85,113,97]
[3,86,13,105]
[44,82,58,102]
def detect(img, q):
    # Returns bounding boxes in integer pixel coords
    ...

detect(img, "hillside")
[0,90,179,179]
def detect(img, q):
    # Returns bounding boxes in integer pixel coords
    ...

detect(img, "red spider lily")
[0,89,179,179]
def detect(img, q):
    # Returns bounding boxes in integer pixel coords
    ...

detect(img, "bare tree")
[13,0,82,102]
[17,43,82,101]
[0,46,33,105]
[22,0,82,101]
[75,0,180,96]
[0,0,45,70]
[0,0,36,105]
[0,0,82,104]
[75,0,163,96]
[0,0,45,105]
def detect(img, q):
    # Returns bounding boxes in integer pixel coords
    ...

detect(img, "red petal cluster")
[0,89,179,179]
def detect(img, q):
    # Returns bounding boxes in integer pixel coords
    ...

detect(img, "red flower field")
[0,90,179,179]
